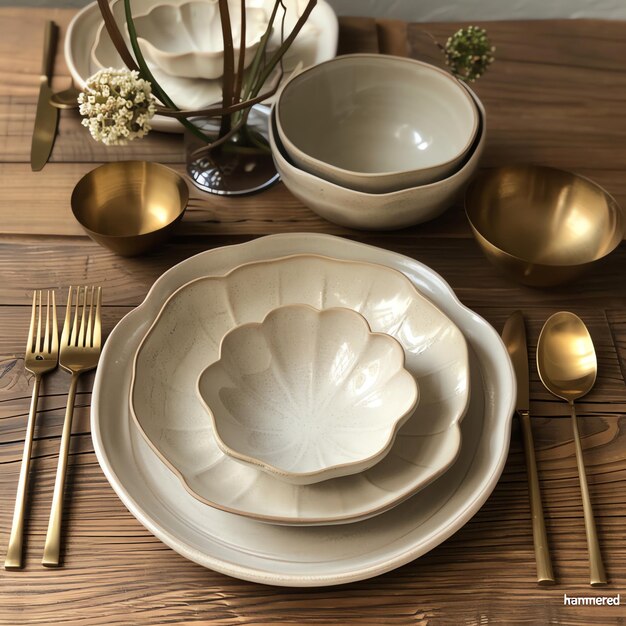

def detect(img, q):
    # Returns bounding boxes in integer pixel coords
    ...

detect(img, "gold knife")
[31,21,59,171]
[502,311,555,585]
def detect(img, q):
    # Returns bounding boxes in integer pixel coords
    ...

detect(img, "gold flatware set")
[4,287,102,569]
[503,311,607,587]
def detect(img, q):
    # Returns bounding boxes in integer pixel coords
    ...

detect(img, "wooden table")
[1,8,625,624]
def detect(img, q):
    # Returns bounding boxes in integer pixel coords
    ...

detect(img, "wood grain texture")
[0,8,625,625]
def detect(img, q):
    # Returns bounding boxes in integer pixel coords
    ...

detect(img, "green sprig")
[444,26,495,82]
[123,0,212,143]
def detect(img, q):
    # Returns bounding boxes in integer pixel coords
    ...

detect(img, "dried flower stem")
[248,0,316,99]
[218,0,235,139]
[233,0,247,103]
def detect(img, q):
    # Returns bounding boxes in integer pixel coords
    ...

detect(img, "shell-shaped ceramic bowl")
[135,0,269,79]
[197,305,419,485]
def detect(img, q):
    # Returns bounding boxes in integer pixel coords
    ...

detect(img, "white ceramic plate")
[91,233,515,587]
[130,254,469,524]
[65,0,338,133]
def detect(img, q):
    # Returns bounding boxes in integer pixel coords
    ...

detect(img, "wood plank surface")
[0,7,625,625]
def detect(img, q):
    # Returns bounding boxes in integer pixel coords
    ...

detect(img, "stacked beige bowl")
[271,54,486,230]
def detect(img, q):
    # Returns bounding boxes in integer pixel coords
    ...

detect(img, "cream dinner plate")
[65,0,339,133]
[130,254,469,524]
[91,233,515,586]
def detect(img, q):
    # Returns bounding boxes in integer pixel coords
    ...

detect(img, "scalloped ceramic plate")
[91,233,515,586]
[198,305,419,484]
[130,254,469,525]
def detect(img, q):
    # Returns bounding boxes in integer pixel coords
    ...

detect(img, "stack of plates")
[92,233,516,586]
[64,0,339,133]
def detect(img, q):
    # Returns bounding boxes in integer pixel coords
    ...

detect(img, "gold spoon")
[49,83,81,110]
[536,312,607,586]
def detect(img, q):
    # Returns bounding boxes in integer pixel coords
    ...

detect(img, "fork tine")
[51,291,58,353]
[70,287,80,347]
[77,285,89,347]
[44,291,50,353]
[86,286,95,347]
[36,291,43,353]
[61,286,73,347]
[93,286,102,348]
[27,291,37,354]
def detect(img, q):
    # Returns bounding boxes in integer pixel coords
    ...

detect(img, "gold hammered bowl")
[465,165,624,287]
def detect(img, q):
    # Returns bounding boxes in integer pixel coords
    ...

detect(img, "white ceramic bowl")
[270,86,486,230]
[197,304,419,485]
[276,54,479,193]
[134,1,268,79]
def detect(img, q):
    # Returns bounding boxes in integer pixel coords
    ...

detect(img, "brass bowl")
[465,165,624,287]
[71,161,189,257]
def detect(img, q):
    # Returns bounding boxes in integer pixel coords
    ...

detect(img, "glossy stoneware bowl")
[135,1,268,79]
[465,165,624,287]
[197,304,419,485]
[71,161,189,257]
[276,54,478,193]
[270,86,486,230]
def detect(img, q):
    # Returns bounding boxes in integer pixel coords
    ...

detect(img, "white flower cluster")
[78,69,156,145]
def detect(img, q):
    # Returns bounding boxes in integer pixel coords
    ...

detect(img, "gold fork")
[5,291,58,570]
[42,286,101,567]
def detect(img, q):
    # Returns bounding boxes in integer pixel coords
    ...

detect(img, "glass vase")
[184,105,278,196]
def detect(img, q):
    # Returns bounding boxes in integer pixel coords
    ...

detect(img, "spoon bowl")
[536,311,607,586]
[536,312,597,402]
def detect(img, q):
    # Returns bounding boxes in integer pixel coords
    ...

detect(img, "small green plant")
[443,26,495,82]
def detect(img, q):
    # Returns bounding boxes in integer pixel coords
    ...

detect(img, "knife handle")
[40,21,58,84]
[519,410,555,585]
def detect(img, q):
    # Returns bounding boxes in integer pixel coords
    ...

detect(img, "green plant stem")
[241,0,281,103]
[123,0,212,143]
[218,0,235,138]
[248,0,317,99]
[233,0,246,102]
